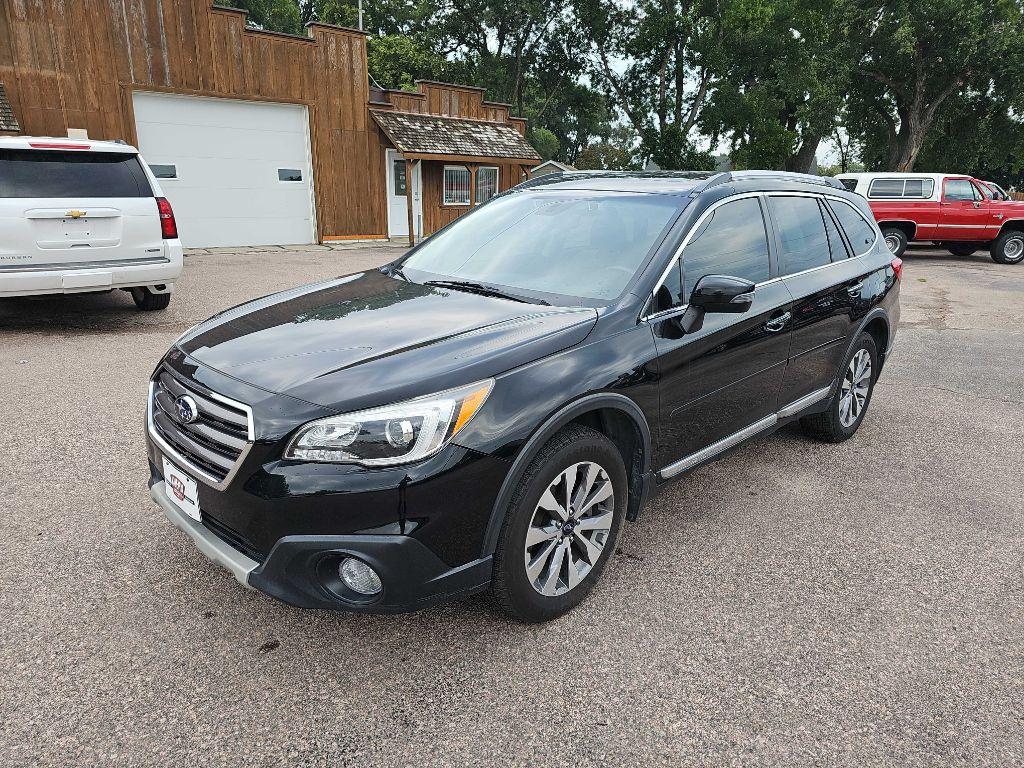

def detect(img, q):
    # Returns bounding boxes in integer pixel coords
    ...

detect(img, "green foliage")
[528,128,560,161]
[224,0,303,34]
[367,35,451,90]
[575,126,641,170]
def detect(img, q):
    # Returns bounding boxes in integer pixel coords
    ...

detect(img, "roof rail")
[715,170,844,190]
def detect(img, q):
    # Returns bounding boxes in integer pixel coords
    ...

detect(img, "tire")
[942,242,980,257]
[492,424,627,623]
[131,287,171,311]
[990,230,1024,265]
[800,332,878,443]
[880,227,908,258]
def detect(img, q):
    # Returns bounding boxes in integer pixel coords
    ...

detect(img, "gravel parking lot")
[1,244,1021,767]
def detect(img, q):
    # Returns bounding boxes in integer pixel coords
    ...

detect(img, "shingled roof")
[0,83,20,132]
[371,110,540,162]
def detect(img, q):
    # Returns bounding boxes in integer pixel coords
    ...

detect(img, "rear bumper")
[0,242,183,297]
[151,480,493,613]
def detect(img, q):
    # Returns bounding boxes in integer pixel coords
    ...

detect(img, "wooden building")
[0,1,541,247]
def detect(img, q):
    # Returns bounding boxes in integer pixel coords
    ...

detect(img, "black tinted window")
[681,197,770,295]
[770,196,830,275]
[944,179,976,201]
[839,178,858,192]
[820,200,848,261]
[903,179,932,198]
[828,199,876,254]
[869,179,904,198]
[0,150,151,198]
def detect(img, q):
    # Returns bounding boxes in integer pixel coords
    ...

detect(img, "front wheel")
[881,227,908,258]
[492,424,627,623]
[991,230,1024,265]
[800,333,878,443]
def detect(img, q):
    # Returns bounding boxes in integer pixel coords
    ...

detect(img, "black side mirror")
[672,275,756,335]
[689,274,756,313]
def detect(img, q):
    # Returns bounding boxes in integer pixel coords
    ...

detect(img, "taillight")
[156,197,178,239]
[891,257,903,281]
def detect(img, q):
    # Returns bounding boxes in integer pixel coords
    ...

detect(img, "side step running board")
[657,385,832,480]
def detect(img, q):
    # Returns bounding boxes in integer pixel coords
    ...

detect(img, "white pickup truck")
[0,136,183,310]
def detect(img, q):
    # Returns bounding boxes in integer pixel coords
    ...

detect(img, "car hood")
[178,270,597,411]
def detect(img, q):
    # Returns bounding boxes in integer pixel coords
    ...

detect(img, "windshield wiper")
[425,280,550,305]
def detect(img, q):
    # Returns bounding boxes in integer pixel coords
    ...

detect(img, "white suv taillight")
[156,197,178,239]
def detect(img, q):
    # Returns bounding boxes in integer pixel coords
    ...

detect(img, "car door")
[936,177,990,240]
[647,194,793,470]
[771,194,881,405]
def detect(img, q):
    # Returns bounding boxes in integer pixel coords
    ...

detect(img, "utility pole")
[358,0,363,30]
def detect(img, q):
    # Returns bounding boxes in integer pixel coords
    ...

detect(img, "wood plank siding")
[0,1,537,240]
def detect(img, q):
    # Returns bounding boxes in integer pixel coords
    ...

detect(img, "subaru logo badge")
[175,395,199,424]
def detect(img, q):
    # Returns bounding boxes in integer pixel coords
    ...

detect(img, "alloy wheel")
[524,461,614,597]
[884,234,902,254]
[839,349,872,428]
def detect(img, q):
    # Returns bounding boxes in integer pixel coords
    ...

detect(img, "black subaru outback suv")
[147,171,900,622]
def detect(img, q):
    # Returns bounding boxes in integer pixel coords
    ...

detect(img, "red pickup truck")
[836,173,1024,265]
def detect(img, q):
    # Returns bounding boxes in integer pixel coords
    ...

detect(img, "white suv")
[0,136,183,310]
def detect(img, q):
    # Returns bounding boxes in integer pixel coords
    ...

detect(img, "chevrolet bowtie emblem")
[67,210,85,219]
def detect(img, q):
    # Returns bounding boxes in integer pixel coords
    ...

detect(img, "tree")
[574,0,724,169]
[575,125,641,169]
[701,0,856,172]
[848,0,1023,171]
[223,0,303,34]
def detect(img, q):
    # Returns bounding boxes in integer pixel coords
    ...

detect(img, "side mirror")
[689,274,756,314]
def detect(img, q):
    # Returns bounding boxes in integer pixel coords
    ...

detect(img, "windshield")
[400,190,683,303]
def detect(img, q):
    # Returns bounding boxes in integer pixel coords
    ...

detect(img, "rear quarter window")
[828,199,877,255]
[0,149,152,198]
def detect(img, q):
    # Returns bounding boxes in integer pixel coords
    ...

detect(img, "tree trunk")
[786,133,820,173]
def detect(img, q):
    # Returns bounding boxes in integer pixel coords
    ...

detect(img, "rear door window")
[0,149,152,198]
[769,196,830,275]
[828,199,877,255]
[680,196,771,295]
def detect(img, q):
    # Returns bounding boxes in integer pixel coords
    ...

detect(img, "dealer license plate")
[162,457,201,522]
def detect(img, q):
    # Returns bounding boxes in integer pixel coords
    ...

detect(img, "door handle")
[765,312,790,333]
[973,201,982,208]
[847,281,864,296]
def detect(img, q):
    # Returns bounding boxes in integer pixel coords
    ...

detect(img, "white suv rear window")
[0,149,152,198]
[867,178,934,200]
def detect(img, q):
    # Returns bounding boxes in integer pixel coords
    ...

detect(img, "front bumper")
[152,479,494,613]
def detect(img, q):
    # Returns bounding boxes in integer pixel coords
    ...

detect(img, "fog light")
[339,557,382,596]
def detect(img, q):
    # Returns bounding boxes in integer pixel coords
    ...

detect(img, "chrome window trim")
[641,189,879,322]
[146,378,256,490]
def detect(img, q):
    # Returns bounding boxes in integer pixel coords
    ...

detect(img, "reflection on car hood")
[178,270,597,411]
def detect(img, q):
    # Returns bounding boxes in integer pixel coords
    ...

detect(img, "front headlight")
[284,379,494,466]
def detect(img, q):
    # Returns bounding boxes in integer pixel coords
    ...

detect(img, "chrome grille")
[148,367,253,487]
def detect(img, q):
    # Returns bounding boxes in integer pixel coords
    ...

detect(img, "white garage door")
[132,92,315,248]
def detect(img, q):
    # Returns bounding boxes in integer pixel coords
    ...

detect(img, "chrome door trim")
[657,384,833,480]
[658,414,777,480]
[776,385,831,418]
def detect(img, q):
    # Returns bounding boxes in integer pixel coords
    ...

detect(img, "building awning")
[371,110,541,163]
[0,83,20,132]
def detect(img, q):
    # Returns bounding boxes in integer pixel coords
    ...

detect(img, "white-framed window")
[443,165,471,205]
[278,168,303,182]
[867,177,934,199]
[476,166,499,204]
